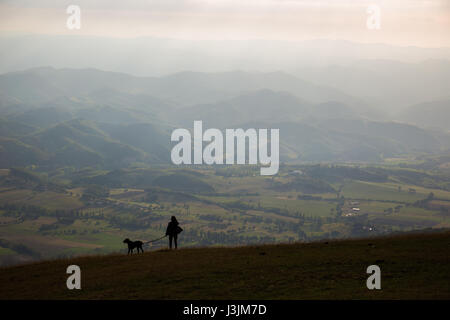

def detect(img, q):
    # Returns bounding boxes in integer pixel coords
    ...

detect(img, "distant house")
[343,212,355,217]
[352,207,360,212]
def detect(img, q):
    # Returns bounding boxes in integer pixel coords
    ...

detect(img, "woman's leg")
[174,234,178,249]
[169,235,173,249]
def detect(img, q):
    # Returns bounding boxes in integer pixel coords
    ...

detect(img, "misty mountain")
[0,67,449,166]
[2,36,449,111]
[0,67,363,109]
[9,107,74,128]
[21,119,147,168]
[0,118,36,138]
[148,70,365,107]
[174,89,310,127]
[296,60,450,111]
[397,99,450,131]
[98,122,171,162]
[0,119,169,169]
[310,101,356,119]
[174,90,367,128]
[0,67,153,107]
[1,36,449,76]
[0,137,48,168]
[238,119,444,162]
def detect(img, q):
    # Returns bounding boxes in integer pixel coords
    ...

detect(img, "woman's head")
[171,216,177,222]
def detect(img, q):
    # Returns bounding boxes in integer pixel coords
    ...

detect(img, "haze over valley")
[0,0,449,267]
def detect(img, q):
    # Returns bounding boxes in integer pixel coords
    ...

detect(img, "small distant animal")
[123,238,144,255]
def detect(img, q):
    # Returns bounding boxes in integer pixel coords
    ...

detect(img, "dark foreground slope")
[0,230,449,300]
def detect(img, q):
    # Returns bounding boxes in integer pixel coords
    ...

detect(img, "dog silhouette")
[123,238,144,255]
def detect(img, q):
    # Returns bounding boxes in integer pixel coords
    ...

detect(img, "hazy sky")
[0,0,449,47]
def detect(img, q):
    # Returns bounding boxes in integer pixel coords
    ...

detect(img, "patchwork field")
[0,164,449,265]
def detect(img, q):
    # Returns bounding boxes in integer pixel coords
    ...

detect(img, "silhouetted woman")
[166,216,182,249]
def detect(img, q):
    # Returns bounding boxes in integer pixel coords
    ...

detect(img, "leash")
[143,235,167,245]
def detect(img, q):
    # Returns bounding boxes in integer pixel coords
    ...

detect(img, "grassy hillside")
[0,230,449,300]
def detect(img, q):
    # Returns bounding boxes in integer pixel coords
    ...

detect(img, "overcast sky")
[0,0,449,47]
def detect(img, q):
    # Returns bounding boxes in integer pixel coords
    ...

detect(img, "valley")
[0,163,449,266]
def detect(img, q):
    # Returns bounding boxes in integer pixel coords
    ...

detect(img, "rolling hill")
[174,89,311,127]
[397,99,450,130]
[0,230,448,299]
[296,59,450,110]
[0,119,169,168]
[1,67,449,165]
[0,67,368,109]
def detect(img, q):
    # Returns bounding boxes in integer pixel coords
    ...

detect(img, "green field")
[0,163,449,265]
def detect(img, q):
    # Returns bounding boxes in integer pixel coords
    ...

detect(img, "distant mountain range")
[0,67,365,107]
[0,67,449,168]
[1,36,450,75]
[296,59,450,110]
[396,99,450,131]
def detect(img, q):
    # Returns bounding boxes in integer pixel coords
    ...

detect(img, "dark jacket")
[166,220,182,236]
